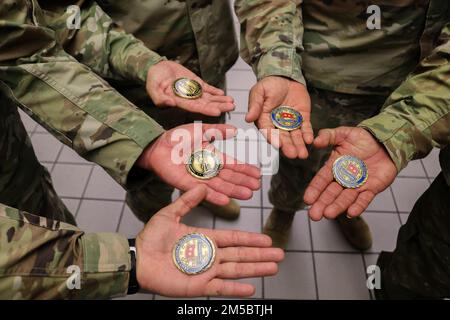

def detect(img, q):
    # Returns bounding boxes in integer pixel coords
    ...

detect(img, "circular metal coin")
[187,149,222,180]
[271,106,303,131]
[173,78,203,99]
[332,155,368,189]
[173,233,216,275]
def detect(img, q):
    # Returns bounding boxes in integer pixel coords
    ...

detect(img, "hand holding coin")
[246,76,313,159]
[136,186,284,297]
[303,127,397,221]
[146,61,235,116]
[136,123,262,206]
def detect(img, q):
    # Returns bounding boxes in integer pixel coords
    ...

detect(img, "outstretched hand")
[146,61,235,116]
[304,127,397,220]
[136,186,284,297]
[246,76,313,159]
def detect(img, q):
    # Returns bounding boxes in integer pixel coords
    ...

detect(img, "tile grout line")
[74,165,96,219]
[388,186,403,226]
[115,200,128,233]
[419,159,434,185]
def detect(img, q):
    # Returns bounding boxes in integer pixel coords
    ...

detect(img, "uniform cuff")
[256,47,306,86]
[81,233,131,299]
[358,113,412,173]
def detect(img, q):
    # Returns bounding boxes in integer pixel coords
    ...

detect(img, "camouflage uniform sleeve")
[0,203,130,299]
[0,0,165,188]
[359,22,450,173]
[45,0,165,84]
[234,0,306,85]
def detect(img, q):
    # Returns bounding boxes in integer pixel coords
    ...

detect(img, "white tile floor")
[17,4,443,299]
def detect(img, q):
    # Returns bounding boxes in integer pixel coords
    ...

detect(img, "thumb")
[158,185,208,220]
[246,84,264,123]
[313,127,353,149]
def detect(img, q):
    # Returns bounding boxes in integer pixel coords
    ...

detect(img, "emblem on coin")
[173,233,216,275]
[173,78,202,99]
[332,155,368,189]
[187,149,222,180]
[271,106,303,131]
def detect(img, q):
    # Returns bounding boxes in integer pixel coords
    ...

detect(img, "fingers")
[314,127,354,149]
[204,186,231,206]
[221,153,261,179]
[202,82,226,96]
[218,168,260,191]
[301,120,314,145]
[290,129,308,159]
[313,128,336,149]
[303,157,335,206]
[204,279,255,297]
[161,185,208,218]
[246,85,264,123]
[323,189,359,219]
[347,191,376,217]
[198,228,273,248]
[219,247,284,263]
[217,262,278,279]
[308,182,343,221]
[206,176,253,200]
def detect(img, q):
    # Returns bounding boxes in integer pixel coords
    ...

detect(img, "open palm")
[247,76,313,159]
[146,61,235,116]
[137,123,261,206]
[304,127,398,220]
[136,186,284,297]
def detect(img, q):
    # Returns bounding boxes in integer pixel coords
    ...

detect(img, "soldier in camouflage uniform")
[235,0,449,249]
[91,0,242,222]
[303,19,450,298]
[0,0,270,298]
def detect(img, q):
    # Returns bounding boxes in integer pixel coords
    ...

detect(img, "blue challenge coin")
[332,155,368,189]
[173,233,216,275]
[271,106,303,131]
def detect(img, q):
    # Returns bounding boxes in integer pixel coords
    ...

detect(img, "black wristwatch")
[127,238,140,295]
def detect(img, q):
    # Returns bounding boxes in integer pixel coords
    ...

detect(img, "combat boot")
[263,208,295,249]
[336,214,373,251]
[202,199,240,220]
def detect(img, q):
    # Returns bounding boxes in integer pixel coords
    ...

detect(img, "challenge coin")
[173,233,216,275]
[187,149,222,180]
[173,78,202,99]
[332,155,368,189]
[271,106,303,131]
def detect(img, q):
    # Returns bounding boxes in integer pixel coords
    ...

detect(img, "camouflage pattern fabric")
[0,0,165,188]
[97,0,239,87]
[360,22,450,185]
[375,172,450,299]
[0,0,172,298]
[235,0,449,96]
[269,87,387,212]
[0,201,130,299]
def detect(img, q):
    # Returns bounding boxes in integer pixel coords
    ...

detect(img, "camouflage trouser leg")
[375,172,450,299]
[0,102,75,225]
[269,87,387,212]
[125,77,226,222]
